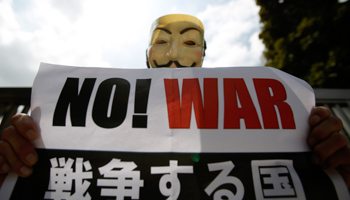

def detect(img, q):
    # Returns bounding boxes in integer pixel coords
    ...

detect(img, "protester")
[0,14,349,188]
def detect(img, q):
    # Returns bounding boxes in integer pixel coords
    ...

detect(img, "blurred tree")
[256,0,350,88]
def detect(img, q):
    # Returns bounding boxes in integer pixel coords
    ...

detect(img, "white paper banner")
[31,63,314,153]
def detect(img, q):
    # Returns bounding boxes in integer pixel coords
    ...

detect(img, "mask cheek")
[152,47,169,62]
[148,47,154,58]
[183,47,203,64]
[195,49,204,60]
[195,50,204,67]
[149,45,169,65]
[148,46,159,62]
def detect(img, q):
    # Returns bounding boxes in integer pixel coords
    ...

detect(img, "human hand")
[0,114,39,185]
[308,106,350,188]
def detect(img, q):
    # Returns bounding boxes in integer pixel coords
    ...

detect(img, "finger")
[309,106,332,126]
[307,115,343,148]
[0,155,11,174]
[324,147,350,169]
[312,132,348,165]
[0,141,33,177]
[1,126,38,167]
[11,114,38,141]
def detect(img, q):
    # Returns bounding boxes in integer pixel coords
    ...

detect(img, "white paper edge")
[324,169,350,200]
[0,172,18,200]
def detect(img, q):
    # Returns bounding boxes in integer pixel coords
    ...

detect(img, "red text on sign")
[164,78,295,129]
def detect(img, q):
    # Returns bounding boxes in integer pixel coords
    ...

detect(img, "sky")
[0,0,264,87]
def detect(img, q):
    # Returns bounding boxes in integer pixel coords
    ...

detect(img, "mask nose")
[168,39,181,60]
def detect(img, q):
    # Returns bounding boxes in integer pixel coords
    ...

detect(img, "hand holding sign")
[0,114,38,178]
[308,106,350,188]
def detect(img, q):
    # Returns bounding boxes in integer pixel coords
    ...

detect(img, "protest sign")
[0,63,348,199]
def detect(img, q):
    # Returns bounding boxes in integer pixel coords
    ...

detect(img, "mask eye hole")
[184,40,196,46]
[156,40,167,44]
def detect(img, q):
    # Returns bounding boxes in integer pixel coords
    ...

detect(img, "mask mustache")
[153,60,196,68]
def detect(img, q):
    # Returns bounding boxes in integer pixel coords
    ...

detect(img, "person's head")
[146,14,206,68]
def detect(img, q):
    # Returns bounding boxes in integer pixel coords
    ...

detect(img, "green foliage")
[256,0,350,88]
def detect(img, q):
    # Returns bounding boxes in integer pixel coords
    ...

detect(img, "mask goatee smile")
[153,60,196,68]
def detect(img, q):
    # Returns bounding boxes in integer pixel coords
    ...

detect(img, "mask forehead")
[149,14,204,45]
